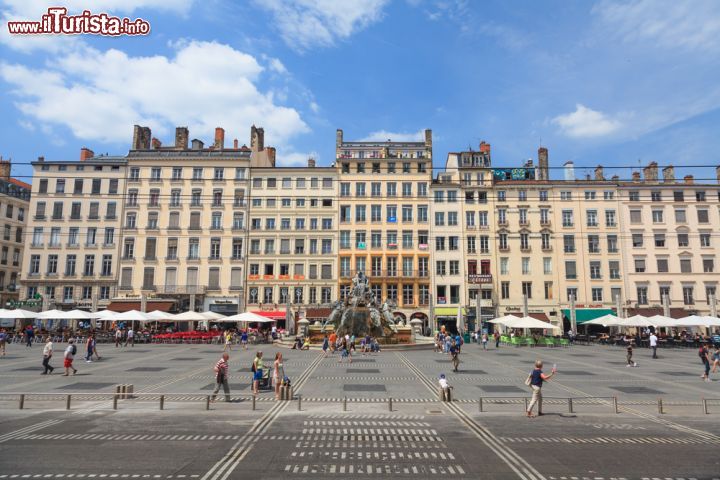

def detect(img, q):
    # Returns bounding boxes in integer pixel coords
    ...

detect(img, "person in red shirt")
[210,353,230,402]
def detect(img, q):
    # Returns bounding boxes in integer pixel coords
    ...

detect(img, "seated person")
[292,337,303,350]
[301,337,311,350]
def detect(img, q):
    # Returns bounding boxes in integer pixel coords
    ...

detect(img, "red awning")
[107,301,175,313]
[251,310,286,320]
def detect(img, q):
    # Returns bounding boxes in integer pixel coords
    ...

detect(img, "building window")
[588,235,600,253]
[609,261,620,279]
[562,210,573,227]
[591,288,603,302]
[565,261,577,280]
[637,286,648,305]
[586,210,597,227]
[657,258,669,273]
[680,258,692,273]
[677,233,689,247]
[652,209,664,223]
[605,210,616,227]
[589,261,601,279]
[501,282,510,299]
[703,258,714,273]
[634,258,646,273]
[632,233,644,248]
[654,233,665,247]
[683,286,694,305]
[521,282,532,299]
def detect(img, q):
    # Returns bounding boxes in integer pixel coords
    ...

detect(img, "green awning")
[435,307,466,316]
[561,308,615,324]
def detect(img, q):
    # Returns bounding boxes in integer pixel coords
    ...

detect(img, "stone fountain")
[319,272,409,341]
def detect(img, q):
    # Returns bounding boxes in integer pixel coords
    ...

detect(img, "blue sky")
[1,0,719,182]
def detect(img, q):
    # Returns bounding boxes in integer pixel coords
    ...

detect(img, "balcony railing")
[155,285,206,295]
[340,270,430,280]
[467,274,493,284]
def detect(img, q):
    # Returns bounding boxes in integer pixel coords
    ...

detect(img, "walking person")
[450,340,459,372]
[699,344,711,382]
[626,336,637,367]
[649,331,658,359]
[494,330,500,349]
[273,352,284,400]
[252,351,264,395]
[526,360,556,417]
[115,328,122,347]
[223,331,233,352]
[25,325,34,348]
[0,328,7,356]
[240,330,248,350]
[322,334,329,357]
[41,338,55,374]
[710,346,720,374]
[85,334,95,363]
[63,339,78,376]
[210,353,231,402]
[125,327,134,347]
[481,333,488,350]
[92,338,102,361]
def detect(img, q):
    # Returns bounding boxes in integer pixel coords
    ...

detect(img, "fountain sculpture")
[323,272,398,338]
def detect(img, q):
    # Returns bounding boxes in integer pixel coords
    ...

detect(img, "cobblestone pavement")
[1,341,719,479]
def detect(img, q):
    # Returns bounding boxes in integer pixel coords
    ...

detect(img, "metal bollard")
[613,396,619,414]
[206,396,210,410]
[343,396,347,412]
[66,395,71,410]
[18,394,24,410]
[702,397,708,415]
[113,394,118,410]
[479,397,483,412]
[568,398,574,414]
[297,394,302,411]
[388,397,393,412]
[252,394,256,411]
[159,395,164,411]
[657,397,664,414]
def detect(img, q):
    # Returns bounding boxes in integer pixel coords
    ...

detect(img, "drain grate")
[609,386,665,394]
[478,385,524,393]
[56,382,117,390]
[343,384,386,392]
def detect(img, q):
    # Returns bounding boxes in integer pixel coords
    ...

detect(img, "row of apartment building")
[14,125,720,333]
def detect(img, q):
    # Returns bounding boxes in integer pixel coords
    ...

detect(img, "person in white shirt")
[125,328,135,347]
[438,373,452,401]
[649,332,658,359]
[115,328,122,348]
[42,339,54,375]
[63,339,78,376]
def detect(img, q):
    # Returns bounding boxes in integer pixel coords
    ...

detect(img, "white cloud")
[1,0,194,52]
[552,104,621,138]
[253,0,388,52]
[278,150,319,167]
[593,0,720,52]
[268,57,288,74]
[359,129,426,142]
[0,40,309,147]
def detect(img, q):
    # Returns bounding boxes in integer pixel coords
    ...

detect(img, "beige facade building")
[115,125,274,315]
[0,159,30,308]
[20,150,125,310]
[245,160,338,324]
[336,129,433,327]
[618,163,720,317]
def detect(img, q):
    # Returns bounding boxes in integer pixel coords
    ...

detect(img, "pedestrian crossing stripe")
[283,464,465,475]
[499,436,720,445]
[0,476,201,479]
[302,420,431,426]
[15,434,241,442]
[307,414,426,419]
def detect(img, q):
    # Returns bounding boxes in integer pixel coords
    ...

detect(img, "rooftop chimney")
[80,147,94,161]
[716,165,720,184]
[611,174,619,181]
[424,128,433,148]
[132,125,151,150]
[214,127,225,149]
[191,139,204,150]
[632,171,641,182]
[594,165,604,181]
[175,127,189,150]
[266,146,276,167]
[233,139,238,149]
[563,161,575,181]
[479,141,491,154]
[643,161,658,182]
[37,156,45,162]
[684,175,694,184]
[662,166,675,183]
[308,157,316,168]
[537,147,549,181]
[0,159,10,179]
[151,137,162,149]
[336,128,343,148]
[251,125,264,151]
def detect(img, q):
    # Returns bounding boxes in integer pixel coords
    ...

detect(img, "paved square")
[1,341,720,479]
